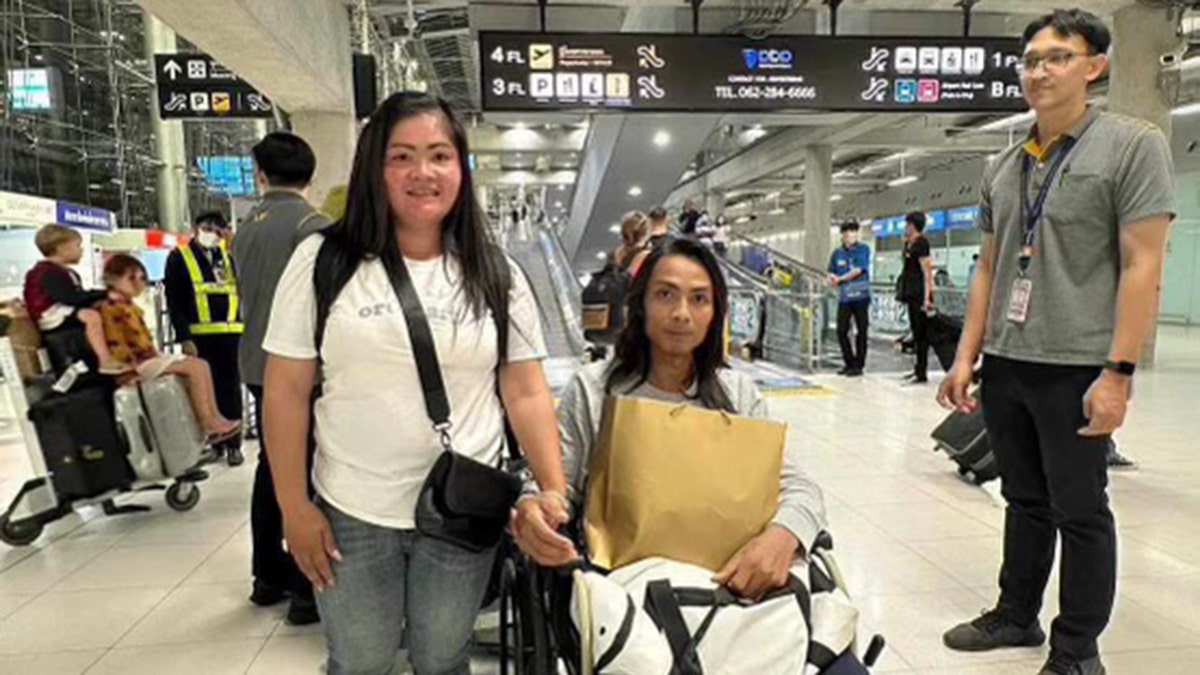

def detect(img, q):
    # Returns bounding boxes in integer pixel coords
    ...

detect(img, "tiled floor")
[0,326,1197,674]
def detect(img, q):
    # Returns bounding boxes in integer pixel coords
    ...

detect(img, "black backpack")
[581,260,631,345]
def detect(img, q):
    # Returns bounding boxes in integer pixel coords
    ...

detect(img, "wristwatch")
[1104,360,1136,377]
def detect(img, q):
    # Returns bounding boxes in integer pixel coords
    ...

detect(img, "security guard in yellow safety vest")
[164,210,245,466]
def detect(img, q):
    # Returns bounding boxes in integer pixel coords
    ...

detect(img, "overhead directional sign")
[480,32,1027,113]
[153,54,275,120]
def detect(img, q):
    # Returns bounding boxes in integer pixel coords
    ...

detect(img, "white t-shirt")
[263,235,547,529]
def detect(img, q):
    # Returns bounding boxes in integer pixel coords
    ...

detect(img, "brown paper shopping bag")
[584,396,787,572]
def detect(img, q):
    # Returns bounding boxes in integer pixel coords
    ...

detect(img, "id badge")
[1007,277,1033,324]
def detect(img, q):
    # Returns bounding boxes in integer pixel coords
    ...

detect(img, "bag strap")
[594,595,637,672]
[380,252,453,441]
[644,580,704,675]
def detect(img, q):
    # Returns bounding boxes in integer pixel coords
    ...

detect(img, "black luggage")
[931,395,998,485]
[28,384,131,500]
[927,313,962,372]
[581,264,631,344]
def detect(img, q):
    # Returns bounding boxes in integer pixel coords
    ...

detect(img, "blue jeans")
[316,499,497,675]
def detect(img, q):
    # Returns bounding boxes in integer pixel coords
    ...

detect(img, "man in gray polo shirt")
[232,132,330,625]
[938,9,1174,675]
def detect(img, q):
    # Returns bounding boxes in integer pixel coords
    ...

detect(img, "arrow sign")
[162,60,182,81]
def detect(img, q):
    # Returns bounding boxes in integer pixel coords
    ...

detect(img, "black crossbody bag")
[312,236,523,553]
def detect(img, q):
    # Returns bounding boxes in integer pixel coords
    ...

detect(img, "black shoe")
[846,368,864,378]
[837,367,852,376]
[250,579,286,607]
[943,608,1046,652]
[903,375,929,386]
[1038,653,1106,675]
[1106,448,1136,471]
[286,595,320,626]
[902,372,917,382]
[226,447,245,467]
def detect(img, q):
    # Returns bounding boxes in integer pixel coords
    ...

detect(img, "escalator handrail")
[533,225,588,355]
[727,231,830,282]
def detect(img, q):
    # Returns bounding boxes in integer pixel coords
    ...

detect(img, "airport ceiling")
[364,0,1183,264]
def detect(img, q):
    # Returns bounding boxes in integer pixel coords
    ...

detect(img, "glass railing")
[534,224,588,356]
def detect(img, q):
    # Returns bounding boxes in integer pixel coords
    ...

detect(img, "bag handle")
[380,253,453,450]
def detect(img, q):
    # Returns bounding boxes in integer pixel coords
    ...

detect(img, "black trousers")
[248,384,314,599]
[906,299,930,378]
[836,301,870,370]
[194,334,242,448]
[981,356,1115,660]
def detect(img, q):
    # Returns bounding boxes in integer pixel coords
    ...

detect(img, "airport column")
[142,12,188,232]
[290,111,356,209]
[802,144,833,268]
[1109,4,1177,366]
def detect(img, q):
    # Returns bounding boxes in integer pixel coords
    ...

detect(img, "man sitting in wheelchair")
[510,240,874,673]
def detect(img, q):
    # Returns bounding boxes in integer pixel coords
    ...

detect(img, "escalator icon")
[860,78,889,103]
[861,47,890,73]
[637,75,665,99]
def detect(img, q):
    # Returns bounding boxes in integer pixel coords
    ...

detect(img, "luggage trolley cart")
[0,336,208,546]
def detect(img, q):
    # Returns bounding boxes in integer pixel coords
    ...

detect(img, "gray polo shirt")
[232,191,330,386]
[977,107,1176,366]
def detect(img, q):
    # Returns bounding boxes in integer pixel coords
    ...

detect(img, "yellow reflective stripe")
[222,247,239,321]
[180,246,212,325]
[188,322,244,335]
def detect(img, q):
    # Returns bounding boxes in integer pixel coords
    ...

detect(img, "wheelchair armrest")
[812,530,834,553]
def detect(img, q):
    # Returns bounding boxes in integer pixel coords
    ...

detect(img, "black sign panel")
[480,32,1026,113]
[154,54,275,120]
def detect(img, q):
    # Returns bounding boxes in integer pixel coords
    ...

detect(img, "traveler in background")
[99,254,240,441]
[22,224,127,374]
[164,211,245,466]
[613,210,650,277]
[713,214,731,258]
[827,220,871,377]
[232,131,328,626]
[262,92,569,674]
[513,238,827,599]
[646,206,673,249]
[680,198,707,236]
[939,10,1175,675]
[897,211,933,384]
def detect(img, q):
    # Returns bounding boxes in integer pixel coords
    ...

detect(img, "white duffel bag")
[570,556,859,675]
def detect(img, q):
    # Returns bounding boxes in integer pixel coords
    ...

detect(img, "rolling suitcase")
[927,313,963,373]
[28,385,131,500]
[113,376,205,480]
[930,395,998,485]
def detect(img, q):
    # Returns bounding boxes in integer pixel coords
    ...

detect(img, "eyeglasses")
[1015,51,1092,76]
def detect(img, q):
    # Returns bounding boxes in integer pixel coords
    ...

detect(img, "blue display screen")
[7,68,52,111]
[196,156,255,196]
[947,205,980,230]
[925,210,947,233]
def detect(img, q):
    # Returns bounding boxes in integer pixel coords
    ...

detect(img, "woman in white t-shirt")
[262,92,572,675]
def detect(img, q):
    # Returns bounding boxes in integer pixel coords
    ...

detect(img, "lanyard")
[1018,137,1078,274]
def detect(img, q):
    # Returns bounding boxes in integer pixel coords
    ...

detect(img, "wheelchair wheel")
[0,515,43,546]
[165,482,200,511]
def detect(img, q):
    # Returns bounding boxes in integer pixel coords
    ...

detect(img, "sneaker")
[286,595,320,626]
[1039,652,1106,675]
[943,608,1046,652]
[250,579,286,607]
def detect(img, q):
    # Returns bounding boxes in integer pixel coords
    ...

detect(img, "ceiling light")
[734,216,751,224]
[978,111,1035,131]
[768,208,786,216]
[609,224,621,233]
[653,130,671,148]
[628,185,643,197]
[888,175,920,187]
[764,191,780,201]
[596,251,608,260]
[554,201,563,209]
[513,122,528,130]
[1172,102,1200,116]
[558,185,567,191]
[830,194,844,202]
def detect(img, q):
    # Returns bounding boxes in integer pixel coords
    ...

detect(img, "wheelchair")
[495,525,887,675]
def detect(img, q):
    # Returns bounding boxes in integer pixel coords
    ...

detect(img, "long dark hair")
[322,92,508,334]
[605,238,734,412]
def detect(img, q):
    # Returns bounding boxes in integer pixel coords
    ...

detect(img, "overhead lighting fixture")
[734,215,751,224]
[830,194,844,202]
[764,191,781,201]
[1172,102,1200,116]
[978,111,1035,131]
[628,185,643,197]
[653,130,671,148]
[554,201,563,209]
[596,251,608,260]
[557,185,567,191]
[888,175,920,188]
[513,121,528,130]
[768,208,786,216]
[609,224,621,233]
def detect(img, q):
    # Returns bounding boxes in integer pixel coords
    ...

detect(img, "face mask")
[197,231,221,248]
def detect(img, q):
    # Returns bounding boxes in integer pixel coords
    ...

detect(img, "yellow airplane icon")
[529,44,554,70]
